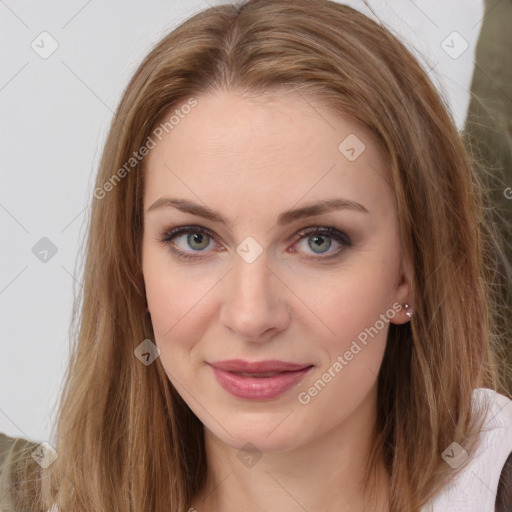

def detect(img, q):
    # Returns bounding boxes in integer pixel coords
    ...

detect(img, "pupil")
[310,234,331,253]
[189,232,208,250]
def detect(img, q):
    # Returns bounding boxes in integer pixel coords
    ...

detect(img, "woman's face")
[142,89,411,452]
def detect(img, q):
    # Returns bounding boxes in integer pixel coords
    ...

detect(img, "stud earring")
[404,303,413,318]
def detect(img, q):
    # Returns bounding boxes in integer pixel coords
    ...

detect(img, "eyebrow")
[146,197,369,226]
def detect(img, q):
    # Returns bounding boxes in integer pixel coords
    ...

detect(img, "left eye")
[290,226,352,258]
[158,225,352,261]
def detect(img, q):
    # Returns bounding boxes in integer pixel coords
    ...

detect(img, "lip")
[208,359,314,400]
[209,359,311,373]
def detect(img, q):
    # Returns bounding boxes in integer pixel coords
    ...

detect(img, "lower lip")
[210,365,313,400]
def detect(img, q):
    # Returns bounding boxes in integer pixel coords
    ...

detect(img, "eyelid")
[289,225,352,247]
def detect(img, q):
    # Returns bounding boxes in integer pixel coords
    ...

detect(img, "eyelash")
[156,225,353,262]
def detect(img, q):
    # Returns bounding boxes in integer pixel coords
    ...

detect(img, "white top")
[46,388,512,512]
[421,388,512,511]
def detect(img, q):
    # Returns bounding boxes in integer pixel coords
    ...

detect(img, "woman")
[26,0,512,510]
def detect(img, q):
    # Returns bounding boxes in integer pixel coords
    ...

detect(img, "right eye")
[157,225,220,261]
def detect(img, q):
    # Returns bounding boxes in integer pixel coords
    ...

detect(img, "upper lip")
[209,359,313,373]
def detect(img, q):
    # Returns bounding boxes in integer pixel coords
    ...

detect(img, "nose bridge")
[233,250,272,300]
[230,233,273,300]
[220,248,290,339]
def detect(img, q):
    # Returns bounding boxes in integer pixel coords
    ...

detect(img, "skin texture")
[141,89,412,512]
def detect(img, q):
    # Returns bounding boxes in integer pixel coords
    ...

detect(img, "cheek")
[142,249,218,359]
[143,266,201,387]
[294,268,393,416]
[297,259,397,347]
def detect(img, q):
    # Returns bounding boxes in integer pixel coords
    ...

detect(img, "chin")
[205,415,309,454]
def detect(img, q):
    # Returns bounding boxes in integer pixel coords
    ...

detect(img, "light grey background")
[0,0,485,444]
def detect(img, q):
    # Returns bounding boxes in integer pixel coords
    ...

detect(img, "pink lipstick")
[209,359,313,400]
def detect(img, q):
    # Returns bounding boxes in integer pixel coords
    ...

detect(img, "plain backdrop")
[0,0,485,444]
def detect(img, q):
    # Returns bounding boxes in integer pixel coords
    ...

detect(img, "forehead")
[143,89,393,218]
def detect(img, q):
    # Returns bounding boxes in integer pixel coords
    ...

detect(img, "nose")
[219,251,291,342]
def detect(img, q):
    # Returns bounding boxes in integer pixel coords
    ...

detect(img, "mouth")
[230,370,296,378]
[208,360,314,400]
[209,359,313,373]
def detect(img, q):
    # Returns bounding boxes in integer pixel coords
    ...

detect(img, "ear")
[389,258,414,325]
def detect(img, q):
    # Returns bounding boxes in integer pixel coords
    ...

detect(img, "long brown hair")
[33,1,510,510]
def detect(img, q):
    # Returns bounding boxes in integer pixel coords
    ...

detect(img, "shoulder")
[0,432,60,512]
[421,388,512,512]
[496,451,512,512]
[0,432,42,510]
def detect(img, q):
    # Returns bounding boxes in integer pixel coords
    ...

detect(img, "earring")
[404,303,413,318]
